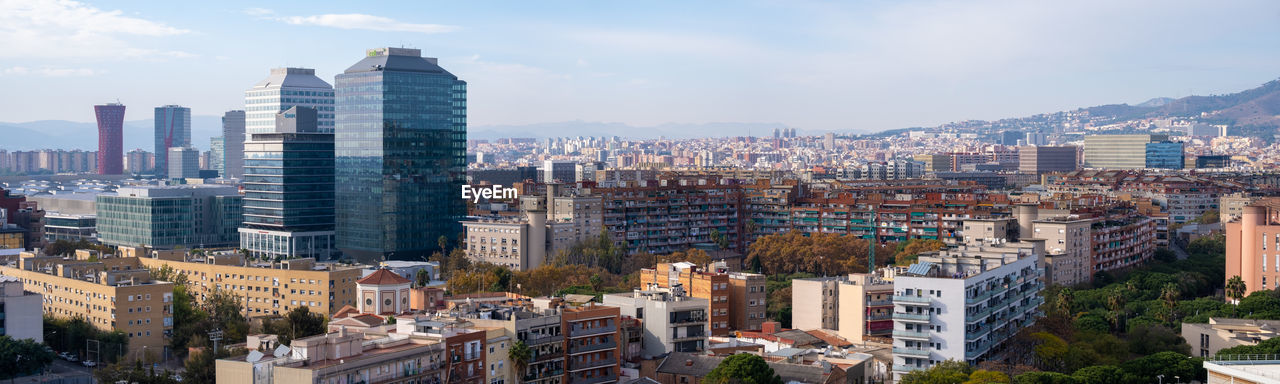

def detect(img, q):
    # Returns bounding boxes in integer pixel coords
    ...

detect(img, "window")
[366,298,372,306]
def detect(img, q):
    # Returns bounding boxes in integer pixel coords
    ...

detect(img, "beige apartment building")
[0,251,173,360]
[792,272,894,342]
[131,248,363,317]
[216,330,449,384]
[727,272,767,332]
[1183,318,1280,358]
[466,192,601,271]
[1032,216,1093,286]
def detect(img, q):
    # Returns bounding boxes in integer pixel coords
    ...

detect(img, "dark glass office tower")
[240,107,336,260]
[334,48,467,262]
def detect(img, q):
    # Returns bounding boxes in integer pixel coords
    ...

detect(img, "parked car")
[65,353,79,362]
[81,360,96,367]
[56,352,70,360]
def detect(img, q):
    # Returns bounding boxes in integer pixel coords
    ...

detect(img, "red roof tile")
[357,268,411,285]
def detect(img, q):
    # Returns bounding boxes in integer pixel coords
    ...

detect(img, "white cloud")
[0,0,192,59]
[277,13,458,34]
[2,66,101,77]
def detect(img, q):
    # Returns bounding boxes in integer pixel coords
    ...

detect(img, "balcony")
[893,364,925,373]
[570,325,617,338]
[892,312,930,322]
[892,330,930,340]
[866,313,892,321]
[893,347,931,358]
[570,357,617,372]
[569,373,619,384]
[670,316,707,326]
[570,340,617,355]
[892,295,930,305]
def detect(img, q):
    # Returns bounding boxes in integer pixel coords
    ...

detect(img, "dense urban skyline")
[2,0,1279,135]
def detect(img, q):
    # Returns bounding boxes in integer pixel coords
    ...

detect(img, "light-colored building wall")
[0,276,42,342]
[728,272,767,332]
[135,254,361,317]
[1033,217,1093,286]
[790,278,835,331]
[604,289,708,358]
[1182,318,1280,358]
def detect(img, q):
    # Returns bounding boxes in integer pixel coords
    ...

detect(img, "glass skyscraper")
[239,106,336,260]
[1145,142,1185,169]
[154,105,191,177]
[246,68,335,134]
[334,47,467,262]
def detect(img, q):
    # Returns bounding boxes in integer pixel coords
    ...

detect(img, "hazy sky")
[2,0,1279,133]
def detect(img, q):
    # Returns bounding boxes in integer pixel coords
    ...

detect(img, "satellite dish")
[246,351,264,363]
[274,345,291,358]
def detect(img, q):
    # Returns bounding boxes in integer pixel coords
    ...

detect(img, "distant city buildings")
[1083,134,1184,169]
[221,110,246,179]
[153,105,191,177]
[334,48,467,262]
[94,103,125,175]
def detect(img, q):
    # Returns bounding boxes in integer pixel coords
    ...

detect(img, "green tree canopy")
[900,360,973,384]
[704,354,783,384]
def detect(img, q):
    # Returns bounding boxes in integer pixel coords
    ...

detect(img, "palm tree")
[508,341,531,384]
[1054,288,1074,318]
[415,269,430,288]
[1160,283,1180,322]
[1226,275,1247,313]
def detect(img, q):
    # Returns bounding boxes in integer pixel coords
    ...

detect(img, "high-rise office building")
[221,110,246,178]
[167,146,200,179]
[94,103,125,175]
[154,105,191,177]
[246,68,334,133]
[210,136,224,177]
[335,48,467,262]
[1019,145,1078,174]
[239,107,336,260]
[1083,134,1183,169]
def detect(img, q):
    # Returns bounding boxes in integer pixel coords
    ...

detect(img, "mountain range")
[3,78,1279,150]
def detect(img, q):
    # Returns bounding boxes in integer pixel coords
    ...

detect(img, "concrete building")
[154,105,191,177]
[604,287,709,357]
[0,275,42,342]
[1226,204,1280,295]
[1083,134,1183,169]
[220,110,246,179]
[1019,146,1077,174]
[134,251,362,317]
[1221,194,1258,224]
[42,212,96,243]
[890,237,1044,381]
[792,273,894,343]
[639,262,731,336]
[96,185,242,249]
[166,146,200,179]
[245,67,335,134]
[1031,216,1093,287]
[95,103,125,175]
[727,271,767,332]
[464,190,602,271]
[596,177,744,254]
[0,252,172,360]
[1203,359,1280,384]
[1183,318,1280,358]
[238,106,336,261]
[216,329,448,384]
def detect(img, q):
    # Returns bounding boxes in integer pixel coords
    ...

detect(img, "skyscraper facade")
[94,103,125,175]
[154,105,191,177]
[221,110,246,178]
[168,146,200,179]
[239,106,336,260]
[210,136,224,177]
[1083,134,1182,170]
[335,48,467,262]
[245,68,335,134]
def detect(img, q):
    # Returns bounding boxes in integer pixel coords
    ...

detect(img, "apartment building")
[133,249,362,317]
[792,273,894,343]
[595,176,744,254]
[1226,204,1280,295]
[1031,216,1093,286]
[785,188,1010,244]
[464,299,623,384]
[727,272,767,332]
[216,329,448,384]
[0,275,42,342]
[604,287,709,357]
[1,251,173,360]
[638,262,731,336]
[890,238,1044,381]
[465,189,602,271]
[1090,215,1156,273]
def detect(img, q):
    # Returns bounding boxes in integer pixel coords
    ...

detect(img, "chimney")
[762,321,780,334]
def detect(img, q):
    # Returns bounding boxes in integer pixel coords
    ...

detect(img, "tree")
[964,370,1010,384]
[438,235,450,254]
[900,360,973,384]
[263,306,326,345]
[1126,324,1189,356]
[416,268,431,287]
[710,229,731,250]
[1030,332,1069,372]
[1118,351,1201,384]
[1013,372,1078,384]
[1226,275,1246,307]
[704,353,783,384]
[508,341,531,384]
[0,335,56,379]
[1070,365,1127,384]
[1159,282,1180,322]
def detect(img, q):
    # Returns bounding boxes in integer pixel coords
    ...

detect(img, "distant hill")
[1081,79,1280,129]
[0,116,224,151]
[469,121,792,140]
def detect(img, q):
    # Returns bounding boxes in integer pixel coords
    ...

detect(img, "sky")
[1,0,1279,134]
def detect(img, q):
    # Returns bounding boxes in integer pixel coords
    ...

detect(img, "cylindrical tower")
[527,209,547,270]
[1241,206,1265,295]
[94,103,125,174]
[1014,204,1038,240]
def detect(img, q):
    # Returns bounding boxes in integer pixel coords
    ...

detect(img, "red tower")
[95,103,125,174]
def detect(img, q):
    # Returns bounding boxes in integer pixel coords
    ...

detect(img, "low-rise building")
[1183,318,1280,358]
[1203,358,1280,384]
[792,272,894,343]
[0,275,41,342]
[133,249,363,317]
[215,329,448,384]
[96,185,242,249]
[639,262,731,336]
[604,287,708,357]
[0,251,172,360]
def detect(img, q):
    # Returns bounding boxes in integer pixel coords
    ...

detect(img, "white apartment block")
[890,238,1045,381]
